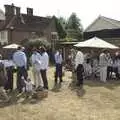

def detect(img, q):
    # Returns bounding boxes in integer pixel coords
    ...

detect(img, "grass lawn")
[0,67,120,120]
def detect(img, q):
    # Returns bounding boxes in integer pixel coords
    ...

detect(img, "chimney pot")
[27,8,33,16]
[4,4,15,22]
[16,7,21,16]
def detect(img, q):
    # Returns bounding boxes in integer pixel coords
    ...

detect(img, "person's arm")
[60,54,63,64]
[3,64,7,79]
[75,53,79,69]
[46,53,49,69]
[24,80,27,84]
[43,53,49,70]
[54,53,57,64]
[23,53,27,68]
[36,54,42,65]
[13,53,16,64]
[30,82,33,91]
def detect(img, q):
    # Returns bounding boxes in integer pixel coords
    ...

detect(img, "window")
[51,34,57,39]
[1,31,5,40]
[51,32,58,40]
[1,42,7,45]
[0,31,8,43]
[14,8,17,15]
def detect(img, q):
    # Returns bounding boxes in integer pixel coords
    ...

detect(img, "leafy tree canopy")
[53,16,67,39]
[66,13,83,41]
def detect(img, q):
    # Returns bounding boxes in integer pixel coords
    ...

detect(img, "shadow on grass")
[0,90,43,108]
[21,97,40,105]
[69,80,86,97]
[76,88,86,97]
[84,79,120,90]
[0,90,19,108]
[51,83,62,92]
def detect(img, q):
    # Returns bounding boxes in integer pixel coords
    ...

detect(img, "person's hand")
[73,69,77,73]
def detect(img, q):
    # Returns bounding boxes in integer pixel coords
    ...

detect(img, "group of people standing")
[31,47,64,91]
[30,47,49,90]
[1,45,119,102]
[99,49,120,82]
[0,46,49,102]
[0,45,65,102]
[74,49,120,87]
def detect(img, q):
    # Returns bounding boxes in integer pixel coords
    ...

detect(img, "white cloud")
[0,0,120,29]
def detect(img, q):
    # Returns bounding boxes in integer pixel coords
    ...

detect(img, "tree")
[59,17,67,30]
[46,16,67,39]
[66,13,83,41]
[53,16,67,39]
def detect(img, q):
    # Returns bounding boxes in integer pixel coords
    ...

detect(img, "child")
[22,76,33,98]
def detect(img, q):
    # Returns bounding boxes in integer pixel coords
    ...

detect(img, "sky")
[0,0,120,29]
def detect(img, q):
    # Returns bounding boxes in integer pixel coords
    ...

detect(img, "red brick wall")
[8,18,58,44]
[9,30,30,44]
[45,18,58,41]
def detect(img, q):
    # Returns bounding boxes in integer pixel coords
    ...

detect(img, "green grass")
[0,67,120,120]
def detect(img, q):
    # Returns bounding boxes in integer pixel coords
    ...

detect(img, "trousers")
[55,64,62,83]
[40,69,48,89]
[100,66,107,82]
[32,67,42,88]
[5,66,14,90]
[76,64,84,86]
[17,66,28,92]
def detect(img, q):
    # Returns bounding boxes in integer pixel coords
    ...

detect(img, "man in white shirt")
[75,51,84,69]
[75,50,84,88]
[31,48,42,88]
[40,46,49,89]
[99,49,108,82]
[54,49,63,85]
[13,46,28,92]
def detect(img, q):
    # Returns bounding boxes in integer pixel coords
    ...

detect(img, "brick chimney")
[16,7,21,16]
[4,3,15,22]
[27,8,33,16]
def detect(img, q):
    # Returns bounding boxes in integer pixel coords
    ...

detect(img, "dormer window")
[1,31,5,39]
[51,32,58,40]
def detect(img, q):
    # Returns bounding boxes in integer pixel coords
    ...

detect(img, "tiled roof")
[85,16,120,32]
[0,9,5,20]
[0,20,6,30]
[0,14,52,31]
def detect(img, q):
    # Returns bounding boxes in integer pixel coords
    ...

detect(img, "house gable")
[85,16,120,32]
[0,9,5,20]
[0,4,65,45]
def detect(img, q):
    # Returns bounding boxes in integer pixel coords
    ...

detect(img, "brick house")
[84,16,120,46]
[0,4,59,46]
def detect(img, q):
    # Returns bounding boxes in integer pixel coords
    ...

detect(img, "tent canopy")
[3,44,20,49]
[74,37,119,49]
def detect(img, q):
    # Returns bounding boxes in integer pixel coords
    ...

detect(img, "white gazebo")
[3,44,20,49]
[74,37,119,49]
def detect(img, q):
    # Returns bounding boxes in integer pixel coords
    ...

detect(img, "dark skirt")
[76,64,84,86]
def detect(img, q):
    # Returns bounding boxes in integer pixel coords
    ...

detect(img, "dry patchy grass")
[0,67,120,120]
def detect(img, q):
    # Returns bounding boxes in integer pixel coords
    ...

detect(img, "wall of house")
[44,18,58,51]
[0,30,8,45]
[45,18,58,41]
[9,30,30,44]
[84,29,120,43]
